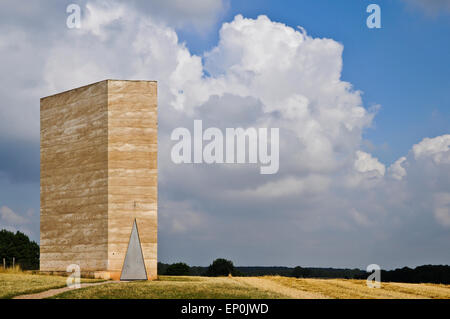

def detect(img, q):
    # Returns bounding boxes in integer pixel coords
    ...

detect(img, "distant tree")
[0,229,39,270]
[379,265,450,284]
[206,258,236,276]
[157,262,170,275]
[165,262,191,276]
[291,266,311,278]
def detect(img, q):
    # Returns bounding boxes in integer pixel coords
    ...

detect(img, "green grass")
[0,271,104,299]
[52,276,284,299]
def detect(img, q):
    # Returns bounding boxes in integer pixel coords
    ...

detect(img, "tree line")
[159,261,450,284]
[0,229,39,270]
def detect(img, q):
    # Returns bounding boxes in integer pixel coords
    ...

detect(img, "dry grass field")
[0,269,103,299]
[53,276,450,299]
[52,276,281,299]
[262,276,450,299]
[1,272,449,299]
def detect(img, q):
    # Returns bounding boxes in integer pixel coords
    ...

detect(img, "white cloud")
[0,205,28,225]
[434,193,450,227]
[388,156,407,180]
[385,135,450,227]
[354,151,385,176]
[200,15,374,173]
[233,175,330,199]
[82,2,127,39]
[412,134,450,164]
[42,8,375,177]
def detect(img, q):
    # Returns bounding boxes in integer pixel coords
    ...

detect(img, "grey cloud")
[128,0,227,31]
[0,137,39,183]
[403,0,450,15]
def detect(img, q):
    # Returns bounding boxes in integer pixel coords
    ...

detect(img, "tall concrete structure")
[40,80,157,280]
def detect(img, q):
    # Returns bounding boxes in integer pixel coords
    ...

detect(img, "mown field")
[1,273,449,299]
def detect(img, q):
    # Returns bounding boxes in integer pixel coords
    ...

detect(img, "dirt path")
[13,281,117,299]
[233,277,328,299]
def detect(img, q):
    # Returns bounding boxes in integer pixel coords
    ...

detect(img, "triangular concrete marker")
[120,219,148,280]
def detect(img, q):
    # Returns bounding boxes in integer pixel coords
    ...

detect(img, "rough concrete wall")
[40,81,109,272]
[107,80,158,279]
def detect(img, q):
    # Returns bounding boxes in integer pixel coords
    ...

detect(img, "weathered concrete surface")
[40,80,157,280]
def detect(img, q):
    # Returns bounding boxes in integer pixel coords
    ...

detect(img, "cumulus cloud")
[412,134,450,164]
[388,157,407,180]
[354,151,385,177]
[81,2,127,39]
[387,135,450,227]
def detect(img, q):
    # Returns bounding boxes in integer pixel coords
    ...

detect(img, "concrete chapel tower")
[40,80,157,280]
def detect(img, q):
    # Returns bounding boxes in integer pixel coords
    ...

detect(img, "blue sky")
[179,0,450,164]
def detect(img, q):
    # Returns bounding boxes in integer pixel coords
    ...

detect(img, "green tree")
[165,262,190,275]
[0,229,39,270]
[206,258,236,277]
[291,266,311,278]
